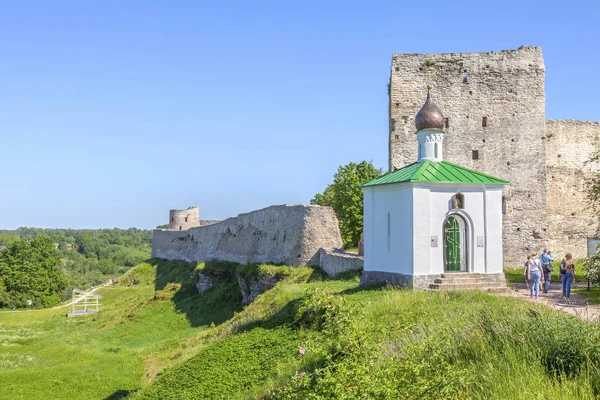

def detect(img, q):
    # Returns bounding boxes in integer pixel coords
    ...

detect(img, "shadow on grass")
[104,389,134,400]
[234,298,302,334]
[148,259,243,328]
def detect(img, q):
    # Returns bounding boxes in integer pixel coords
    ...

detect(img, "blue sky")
[0,1,598,229]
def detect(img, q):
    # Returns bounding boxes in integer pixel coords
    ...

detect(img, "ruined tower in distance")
[169,206,200,230]
[389,46,600,266]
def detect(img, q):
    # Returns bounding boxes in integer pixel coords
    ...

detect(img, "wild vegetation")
[0,228,152,307]
[2,260,600,399]
[311,161,382,247]
[139,275,600,400]
[0,237,66,308]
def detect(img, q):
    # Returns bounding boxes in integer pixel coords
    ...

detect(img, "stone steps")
[430,272,507,293]
[440,273,489,279]
[433,277,503,285]
[430,282,504,290]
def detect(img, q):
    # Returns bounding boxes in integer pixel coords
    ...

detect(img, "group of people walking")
[523,249,576,299]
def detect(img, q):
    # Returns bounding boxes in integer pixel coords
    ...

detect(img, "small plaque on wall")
[477,236,485,247]
[431,236,438,247]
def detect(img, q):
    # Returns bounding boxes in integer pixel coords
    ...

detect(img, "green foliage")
[0,259,256,399]
[0,232,20,246]
[0,237,67,308]
[139,327,298,400]
[311,161,382,247]
[0,227,152,307]
[5,258,600,400]
[261,291,600,400]
[294,288,350,332]
[504,267,525,283]
[584,252,600,286]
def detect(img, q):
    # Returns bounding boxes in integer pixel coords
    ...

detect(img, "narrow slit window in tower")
[185,216,188,222]
[472,150,479,160]
[434,143,438,158]
[482,116,488,128]
[502,196,507,215]
[445,118,449,128]
[179,226,182,231]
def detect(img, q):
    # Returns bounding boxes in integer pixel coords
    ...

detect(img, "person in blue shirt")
[540,248,555,294]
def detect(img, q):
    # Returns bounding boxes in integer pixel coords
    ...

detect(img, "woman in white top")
[526,252,544,299]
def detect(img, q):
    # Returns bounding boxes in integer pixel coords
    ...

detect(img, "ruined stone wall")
[152,204,343,266]
[168,207,200,230]
[546,120,600,259]
[318,248,363,277]
[389,46,547,266]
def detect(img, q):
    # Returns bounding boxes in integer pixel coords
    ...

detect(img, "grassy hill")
[0,259,246,400]
[1,260,600,399]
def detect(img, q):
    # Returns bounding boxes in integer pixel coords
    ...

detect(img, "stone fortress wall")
[546,120,600,259]
[169,207,200,230]
[153,204,345,267]
[389,46,600,266]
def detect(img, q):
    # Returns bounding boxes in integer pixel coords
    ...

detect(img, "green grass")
[4,258,600,399]
[139,273,600,399]
[573,287,600,304]
[0,259,251,400]
[504,267,525,283]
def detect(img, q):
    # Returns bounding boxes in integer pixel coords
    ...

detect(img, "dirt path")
[503,282,600,321]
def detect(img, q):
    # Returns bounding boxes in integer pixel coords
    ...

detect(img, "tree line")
[0,228,152,309]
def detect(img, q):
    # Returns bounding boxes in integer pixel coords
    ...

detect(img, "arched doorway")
[444,215,467,272]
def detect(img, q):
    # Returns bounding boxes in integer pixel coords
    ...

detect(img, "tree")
[311,161,382,247]
[0,236,67,308]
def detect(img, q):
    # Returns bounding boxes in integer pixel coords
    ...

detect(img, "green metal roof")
[359,160,509,188]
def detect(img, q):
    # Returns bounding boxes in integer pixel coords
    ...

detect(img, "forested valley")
[0,228,152,308]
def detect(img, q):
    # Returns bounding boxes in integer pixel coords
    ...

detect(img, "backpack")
[560,261,567,275]
[546,263,553,272]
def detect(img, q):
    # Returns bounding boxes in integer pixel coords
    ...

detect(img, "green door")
[445,216,461,272]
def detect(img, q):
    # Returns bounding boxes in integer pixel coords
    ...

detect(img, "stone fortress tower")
[389,46,600,266]
[168,206,200,231]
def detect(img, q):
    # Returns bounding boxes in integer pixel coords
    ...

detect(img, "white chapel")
[359,88,509,290]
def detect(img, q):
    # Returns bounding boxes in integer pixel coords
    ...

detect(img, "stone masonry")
[546,120,600,259]
[169,207,200,231]
[153,204,343,267]
[389,46,600,266]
